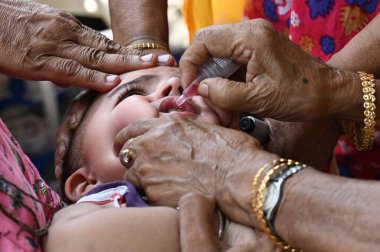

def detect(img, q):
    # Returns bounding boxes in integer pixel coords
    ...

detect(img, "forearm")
[327,14,380,77]
[45,205,179,252]
[109,0,169,46]
[276,168,380,252]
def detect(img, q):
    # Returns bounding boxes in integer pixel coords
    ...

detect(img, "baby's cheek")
[112,96,159,133]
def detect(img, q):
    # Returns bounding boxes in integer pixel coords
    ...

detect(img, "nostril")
[179,85,184,94]
[161,86,172,97]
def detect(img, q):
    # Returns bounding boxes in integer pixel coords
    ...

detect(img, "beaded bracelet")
[354,71,376,151]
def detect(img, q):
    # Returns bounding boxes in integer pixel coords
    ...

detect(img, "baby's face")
[83,66,239,183]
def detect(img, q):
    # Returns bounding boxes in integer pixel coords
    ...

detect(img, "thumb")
[198,77,254,112]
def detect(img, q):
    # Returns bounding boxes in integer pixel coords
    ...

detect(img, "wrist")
[322,67,365,122]
[124,36,169,49]
[274,168,317,250]
[216,147,279,228]
[252,159,307,251]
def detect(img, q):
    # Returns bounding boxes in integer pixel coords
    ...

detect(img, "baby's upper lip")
[159,97,199,114]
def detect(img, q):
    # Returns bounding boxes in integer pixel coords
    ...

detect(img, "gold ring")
[119,138,136,167]
[120,148,134,167]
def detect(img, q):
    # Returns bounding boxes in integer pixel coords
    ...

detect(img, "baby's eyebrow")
[107,75,158,98]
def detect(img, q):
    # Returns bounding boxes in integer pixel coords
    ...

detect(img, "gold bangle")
[126,42,170,52]
[251,159,285,219]
[354,71,376,151]
[252,159,303,252]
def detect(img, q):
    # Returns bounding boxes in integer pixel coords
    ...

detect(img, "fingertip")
[106,74,121,84]
[84,74,120,92]
[157,54,177,66]
[140,54,154,62]
[198,82,209,97]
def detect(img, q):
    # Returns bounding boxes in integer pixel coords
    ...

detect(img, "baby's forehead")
[119,66,180,83]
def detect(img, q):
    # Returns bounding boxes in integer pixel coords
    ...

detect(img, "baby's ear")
[65,167,96,202]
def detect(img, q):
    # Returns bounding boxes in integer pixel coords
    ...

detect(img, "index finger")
[180,19,275,88]
[179,24,236,88]
[180,21,257,87]
[113,118,154,154]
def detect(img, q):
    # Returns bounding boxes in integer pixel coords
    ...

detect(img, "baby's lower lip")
[166,110,195,116]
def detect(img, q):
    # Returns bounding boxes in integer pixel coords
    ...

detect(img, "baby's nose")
[159,77,183,97]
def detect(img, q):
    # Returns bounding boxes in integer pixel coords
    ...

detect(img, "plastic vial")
[176,57,240,106]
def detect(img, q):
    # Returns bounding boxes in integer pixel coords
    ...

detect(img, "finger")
[40,57,122,92]
[179,193,222,252]
[56,42,159,74]
[157,53,177,66]
[119,47,177,67]
[77,26,176,68]
[198,77,259,112]
[179,22,254,88]
[77,25,122,54]
[113,118,156,153]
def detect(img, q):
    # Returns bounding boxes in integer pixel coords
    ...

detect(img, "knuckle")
[62,61,83,80]
[193,27,209,41]
[87,48,106,67]
[104,39,120,53]
[122,54,137,64]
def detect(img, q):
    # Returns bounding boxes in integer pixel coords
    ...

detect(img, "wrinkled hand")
[179,19,344,121]
[178,193,281,252]
[265,119,340,170]
[114,115,278,225]
[0,0,174,91]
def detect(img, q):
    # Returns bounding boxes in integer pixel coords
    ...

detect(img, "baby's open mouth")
[159,97,199,114]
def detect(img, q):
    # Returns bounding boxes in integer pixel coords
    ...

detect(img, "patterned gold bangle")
[251,159,283,219]
[126,42,170,52]
[252,159,304,252]
[354,71,376,151]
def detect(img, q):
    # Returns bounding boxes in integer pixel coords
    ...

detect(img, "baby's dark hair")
[55,90,99,204]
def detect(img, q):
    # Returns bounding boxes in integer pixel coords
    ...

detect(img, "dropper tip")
[175,95,187,107]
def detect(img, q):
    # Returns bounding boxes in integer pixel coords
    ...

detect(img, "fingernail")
[106,75,118,83]
[140,54,153,62]
[198,82,209,97]
[158,54,170,63]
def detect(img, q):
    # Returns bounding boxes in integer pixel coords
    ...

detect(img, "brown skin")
[0,0,168,91]
[114,116,380,251]
[178,193,280,252]
[265,119,340,170]
[179,19,380,124]
[327,13,380,77]
[109,0,170,57]
[109,0,168,46]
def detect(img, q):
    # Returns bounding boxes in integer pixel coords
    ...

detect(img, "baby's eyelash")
[115,84,146,105]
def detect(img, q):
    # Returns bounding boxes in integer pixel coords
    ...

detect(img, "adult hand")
[178,193,280,252]
[114,115,278,226]
[179,19,357,121]
[0,0,174,91]
[265,119,340,170]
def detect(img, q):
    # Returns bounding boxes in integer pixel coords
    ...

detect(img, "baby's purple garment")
[85,181,148,207]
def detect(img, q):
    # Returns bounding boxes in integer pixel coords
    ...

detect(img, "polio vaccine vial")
[176,57,240,106]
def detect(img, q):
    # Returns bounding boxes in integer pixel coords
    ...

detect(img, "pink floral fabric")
[0,119,64,252]
[243,0,380,178]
